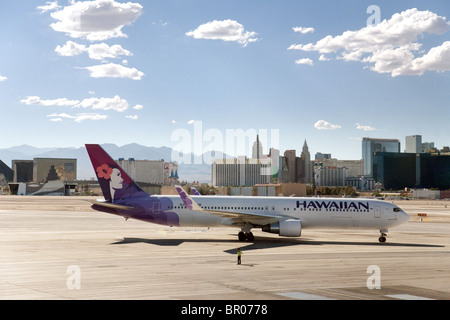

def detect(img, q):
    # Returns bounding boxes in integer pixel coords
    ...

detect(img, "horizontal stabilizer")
[90,200,134,211]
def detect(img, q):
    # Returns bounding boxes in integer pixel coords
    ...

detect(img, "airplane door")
[153,202,160,214]
[374,206,381,218]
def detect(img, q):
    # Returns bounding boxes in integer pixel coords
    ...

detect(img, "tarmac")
[0,195,449,300]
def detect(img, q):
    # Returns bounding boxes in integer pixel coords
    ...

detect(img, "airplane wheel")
[238,231,254,241]
[378,236,386,243]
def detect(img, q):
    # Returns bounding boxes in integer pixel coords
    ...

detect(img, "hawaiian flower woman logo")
[97,164,113,180]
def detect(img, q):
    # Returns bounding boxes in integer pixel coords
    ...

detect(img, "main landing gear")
[378,229,388,243]
[238,222,254,242]
[238,231,254,242]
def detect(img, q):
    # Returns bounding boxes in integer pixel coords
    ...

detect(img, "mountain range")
[0,144,214,183]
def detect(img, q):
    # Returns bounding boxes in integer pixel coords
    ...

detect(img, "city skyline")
[1,1,449,162]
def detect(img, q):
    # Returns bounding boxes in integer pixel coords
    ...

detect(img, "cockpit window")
[393,207,401,212]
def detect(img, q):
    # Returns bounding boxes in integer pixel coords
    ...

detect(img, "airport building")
[11,158,77,183]
[9,158,77,196]
[33,158,76,183]
[0,160,13,182]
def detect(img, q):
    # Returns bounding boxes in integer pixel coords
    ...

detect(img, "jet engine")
[262,219,301,237]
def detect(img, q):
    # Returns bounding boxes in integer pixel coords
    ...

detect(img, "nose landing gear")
[378,229,388,243]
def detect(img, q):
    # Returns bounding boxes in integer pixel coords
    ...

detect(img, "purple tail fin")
[86,144,148,202]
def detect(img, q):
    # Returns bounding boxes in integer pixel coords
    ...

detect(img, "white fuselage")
[159,195,409,231]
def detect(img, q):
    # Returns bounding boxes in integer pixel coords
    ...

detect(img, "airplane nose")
[400,211,410,224]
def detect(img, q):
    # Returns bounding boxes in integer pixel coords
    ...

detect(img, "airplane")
[86,144,409,243]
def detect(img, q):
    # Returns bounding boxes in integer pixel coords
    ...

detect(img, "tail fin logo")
[96,164,125,201]
[97,164,114,180]
[86,144,148,202]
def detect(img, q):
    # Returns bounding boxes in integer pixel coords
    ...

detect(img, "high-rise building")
[315,152,332,160]
[212,157,272,186]
[362,138,400,176]
[282,150,297,183]
[373,152,450,190]
[405,135,436,153]
[252,134,264,159]
[405,135,422,153]
[315,167,348,187]
[301,140,312,184]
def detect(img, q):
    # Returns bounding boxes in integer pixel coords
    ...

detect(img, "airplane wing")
[175,186,284,226]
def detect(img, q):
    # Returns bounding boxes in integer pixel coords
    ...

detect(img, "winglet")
[175,185,203,211]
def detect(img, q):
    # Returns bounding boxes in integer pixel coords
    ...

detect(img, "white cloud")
[47,112,75,119]
[22,95,139,112]
[295,58,313,66]
[37,1,61,14]
[292,27,315,34]
[74,113,108,122]
[187,119,195,125]
[314,120,342,130]
[47,112,108,123]
[0,74,7,82]
[403,40,450,76]
[84,63,144,80]
[356,123,376,131]
[186,19,258,46]
[76,95,130,112]
[288,8,450,76]
[87,43,132,60]
[55,40,86,56]
[49,0,143,41]
[21,96,80,107]
[55,41,132,60]
[25,94,143,123]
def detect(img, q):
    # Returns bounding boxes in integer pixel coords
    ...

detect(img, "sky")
[0,0,449,163]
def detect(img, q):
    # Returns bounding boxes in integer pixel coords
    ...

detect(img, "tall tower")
[301,140,312,184]
[252,134,263,159]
